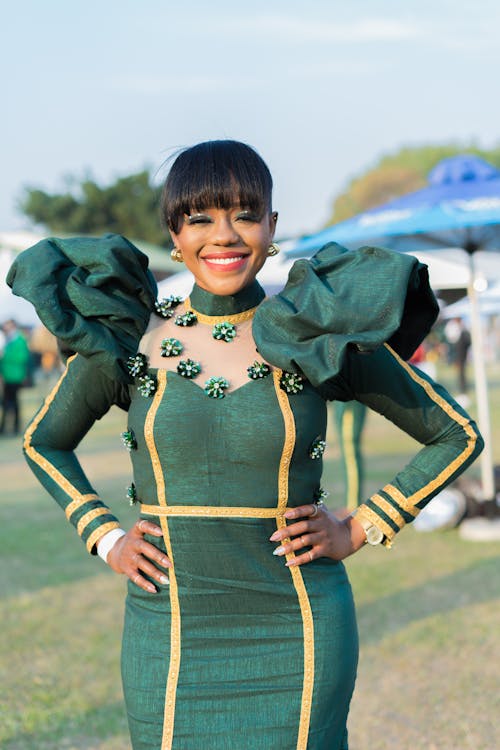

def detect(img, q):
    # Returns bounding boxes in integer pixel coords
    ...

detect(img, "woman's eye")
[236,212,258,222]
[186,214,212,225]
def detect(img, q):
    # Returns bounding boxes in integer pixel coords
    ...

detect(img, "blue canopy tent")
[287,155,500,500]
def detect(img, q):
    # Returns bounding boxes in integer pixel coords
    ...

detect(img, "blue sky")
[3,0,500,239]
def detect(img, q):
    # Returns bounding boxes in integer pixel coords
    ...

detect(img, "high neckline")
[188,281,266,317]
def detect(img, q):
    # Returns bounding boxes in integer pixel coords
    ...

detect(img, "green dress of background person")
[8,236,483,750]
[0,321,31,434]
[332,401,367,510]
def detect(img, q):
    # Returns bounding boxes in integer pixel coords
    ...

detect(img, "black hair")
[161,140,273,232]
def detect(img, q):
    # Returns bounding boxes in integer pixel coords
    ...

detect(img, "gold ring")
[308,551,313,562]
[309,505,319,518]
[137,519,146,532]
[133,574,140,585]
[301,536,306,546]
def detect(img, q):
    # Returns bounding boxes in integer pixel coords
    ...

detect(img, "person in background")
[332,400,367,511]
[0,318,31,435]
[444,317,471,399]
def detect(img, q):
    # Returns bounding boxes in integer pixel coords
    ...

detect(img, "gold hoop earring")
[267,242,281,257]
[171,247,184,263]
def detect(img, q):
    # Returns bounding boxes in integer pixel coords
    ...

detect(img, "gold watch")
[352,512,385,546]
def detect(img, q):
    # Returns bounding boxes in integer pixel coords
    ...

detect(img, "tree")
[327,143,500,225]
[19,170,171,247]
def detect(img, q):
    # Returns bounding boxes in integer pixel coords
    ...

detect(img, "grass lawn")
[0,364,499,750]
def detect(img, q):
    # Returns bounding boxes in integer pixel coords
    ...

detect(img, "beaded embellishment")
[177,359,202,378]
[127,353,148,378]
[313,487,329,503]
[126,482,138,505]
[160,338,183,357]
[309,437,326,459]
[175,311,198,327]
[212,321,236,342]
[138,373,157,397]
[121,430,137,451]
[247,361,271,380]
[204,376,229,399]
[155,295,183,318]
[279,371,304,394]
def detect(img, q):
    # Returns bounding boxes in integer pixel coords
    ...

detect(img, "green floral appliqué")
[247,361,271,380]
[127,353,148,378]
[160,338,183,357]
[212,321,236,342]
[175,310,198,327]
[121,430,137,451]
[138,374,157,397]
[126,482,138,505]
[177,359,202,378]
[204,376,229,399]
[280,371,304,394]
[309,437,326,459]
[154,295,183,318]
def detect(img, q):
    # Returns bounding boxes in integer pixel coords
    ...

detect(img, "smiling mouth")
[205,255,245,265]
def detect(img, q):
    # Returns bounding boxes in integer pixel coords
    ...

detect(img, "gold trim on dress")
[370,494,406,529]
[65,494,100,520]
[355,503,396,543]
[143,370,181,750]
[77,506,110,536]
[86,521,122,554]
[185,298,259,325]
[24,355,89,504]
[273,370,314,750]
[384,344,479,505]
[382,484,418,517]
[141,504,285,518]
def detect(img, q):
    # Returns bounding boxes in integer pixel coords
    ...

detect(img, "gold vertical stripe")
[384,344,479,504]
[23,354,89,504]
[273,370,314,750]
[143,371,181,750]
[342,408,359,510]
[273,371,296,515]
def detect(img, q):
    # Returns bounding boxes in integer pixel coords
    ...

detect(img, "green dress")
[7,236,483,750]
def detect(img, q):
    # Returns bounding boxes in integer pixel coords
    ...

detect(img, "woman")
[8,140,483,749]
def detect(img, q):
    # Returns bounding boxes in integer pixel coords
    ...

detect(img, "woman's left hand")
[269,503,367,566]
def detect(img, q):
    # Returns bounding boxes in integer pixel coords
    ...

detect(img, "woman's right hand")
[107,519,171,593]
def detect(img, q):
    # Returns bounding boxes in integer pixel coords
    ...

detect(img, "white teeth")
[206,256,244,265]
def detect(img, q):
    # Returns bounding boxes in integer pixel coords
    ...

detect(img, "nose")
[211,216,240,246]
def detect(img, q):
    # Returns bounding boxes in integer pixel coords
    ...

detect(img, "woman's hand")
[107,519,171,593]
[269,503,367,566]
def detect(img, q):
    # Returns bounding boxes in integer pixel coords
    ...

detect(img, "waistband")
[140,503,286,518]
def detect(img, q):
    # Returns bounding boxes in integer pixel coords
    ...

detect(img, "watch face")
[366,524,384,545]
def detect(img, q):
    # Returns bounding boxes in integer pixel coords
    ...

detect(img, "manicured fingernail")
[285,560,296,567]
[146,584,156,593]
[284,511,294,519]
[161,557,170,566]
[160,575,170,585]
[269,531,280,541]
[273,546,285,556]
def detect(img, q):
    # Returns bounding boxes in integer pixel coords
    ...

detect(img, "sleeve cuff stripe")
[382,485,418,517]
[370,494,406,529]
[77,507,111,537]
[356,504,397,541]
[86,522,122,554]
[65,494,100,520]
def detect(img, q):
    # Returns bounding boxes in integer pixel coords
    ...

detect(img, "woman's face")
[170,204,277,296]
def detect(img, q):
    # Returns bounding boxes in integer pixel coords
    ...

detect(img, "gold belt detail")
[140,504,285,518]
